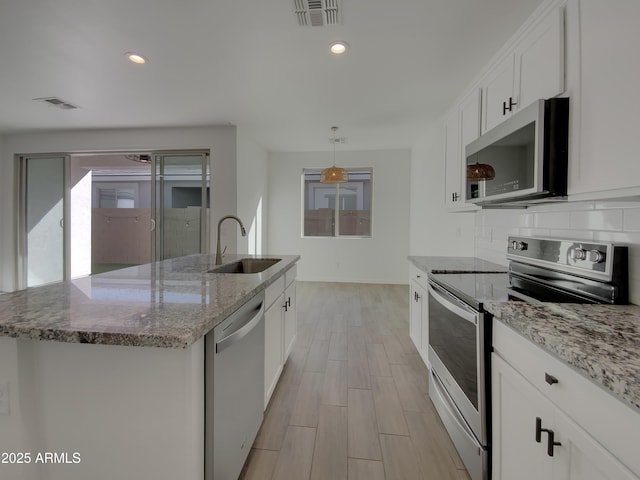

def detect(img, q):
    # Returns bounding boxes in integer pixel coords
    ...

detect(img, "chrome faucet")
[215,215,247,264]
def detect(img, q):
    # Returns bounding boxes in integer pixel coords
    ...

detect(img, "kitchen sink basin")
[210,258,281,274]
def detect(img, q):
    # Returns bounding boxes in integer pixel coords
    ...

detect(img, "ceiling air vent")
[33,97,80,110]
[293,0,340,27]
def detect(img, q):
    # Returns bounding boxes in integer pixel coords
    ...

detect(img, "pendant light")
[467,162,496,181]
[320,126,348,184]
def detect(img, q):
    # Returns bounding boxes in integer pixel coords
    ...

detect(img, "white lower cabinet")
[264,265,298,409]
[409,265,430,365]
[409,281,424,350]
[492,322,640,480]
[283,278,297,361]
[553,409,639,480]
[492,353,554,480]
[264,292,284,409]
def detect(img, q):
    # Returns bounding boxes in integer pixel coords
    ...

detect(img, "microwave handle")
[428,281,478,325]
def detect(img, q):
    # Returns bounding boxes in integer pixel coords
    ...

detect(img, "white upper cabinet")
[445,89,481,211]
[515,7,565,114]
[568,0,640,198]
[444,108,462,209]
[481,6,565,134]
[481,54,516,134]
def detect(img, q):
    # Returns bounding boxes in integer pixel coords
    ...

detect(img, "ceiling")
[0,0,544,152]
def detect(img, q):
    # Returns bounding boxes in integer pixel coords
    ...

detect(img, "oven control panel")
[506,236,627,282]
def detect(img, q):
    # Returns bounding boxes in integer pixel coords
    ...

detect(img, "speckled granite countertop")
[408,255,507,274]
[0,254,299,348]
[485,301,640,411]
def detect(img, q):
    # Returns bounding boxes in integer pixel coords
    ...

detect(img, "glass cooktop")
[429,272,510,310]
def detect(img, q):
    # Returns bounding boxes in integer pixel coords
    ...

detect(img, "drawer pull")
[545,373,559,385]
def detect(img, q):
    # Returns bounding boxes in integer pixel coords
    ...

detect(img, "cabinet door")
[515,6,565,111]
[492,353,554,480]
[459,88,482,204]
[481,53,515,133]
[460,88,482,153]
[418,283,429,365]
[409,281,423,351]
[264,296,284,409]
[283,282,297,361]
[553,410,639,480]
[444,108,462,208]
[568,0,640,196]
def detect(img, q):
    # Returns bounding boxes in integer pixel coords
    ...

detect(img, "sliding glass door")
[19,156,68,287]
[18,151,210,288]
[153,153,210,261]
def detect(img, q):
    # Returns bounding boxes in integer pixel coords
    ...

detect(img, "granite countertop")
[0,254,300,349]
[485,301,640,412]
[408,255,508,274]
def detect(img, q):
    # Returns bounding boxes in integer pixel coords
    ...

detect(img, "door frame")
[16,149,210,288]
[15,154,71,289]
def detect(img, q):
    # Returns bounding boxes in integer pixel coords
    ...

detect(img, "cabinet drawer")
[493,321,640,476]
[265,275,285,310]
[285,264,297,287]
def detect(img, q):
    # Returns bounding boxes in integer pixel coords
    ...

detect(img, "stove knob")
[569,247,587,261]
[586,249,605,263]
[511,241,528,251]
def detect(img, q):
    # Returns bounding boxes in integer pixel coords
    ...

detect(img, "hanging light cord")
[331,126,338,166]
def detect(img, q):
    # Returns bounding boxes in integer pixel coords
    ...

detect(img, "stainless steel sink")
[210,258,281,274]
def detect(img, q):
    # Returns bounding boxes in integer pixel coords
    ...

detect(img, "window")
[302,168,372,237]
[93,184,139,209]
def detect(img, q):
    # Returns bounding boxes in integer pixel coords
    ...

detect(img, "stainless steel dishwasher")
[205,291,265,480]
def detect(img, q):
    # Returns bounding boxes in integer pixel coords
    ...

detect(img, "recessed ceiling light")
[125,52,148,64]
[329,41,349,55]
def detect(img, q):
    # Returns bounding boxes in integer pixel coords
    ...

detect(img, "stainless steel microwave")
[465,97,569,206]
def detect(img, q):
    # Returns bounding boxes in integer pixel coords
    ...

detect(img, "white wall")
[409,120,475,257]
[268,149,410,284]
[236,128,268,256]
[475,201,640,304]
[0,126,237,292]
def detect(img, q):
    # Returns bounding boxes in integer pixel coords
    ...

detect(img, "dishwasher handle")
[215,302,264,354]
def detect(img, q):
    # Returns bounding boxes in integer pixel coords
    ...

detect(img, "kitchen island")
[0,253,299,480]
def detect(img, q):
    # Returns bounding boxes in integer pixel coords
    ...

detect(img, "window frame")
[301,167,373,238]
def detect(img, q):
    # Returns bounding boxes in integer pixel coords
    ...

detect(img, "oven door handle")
[428,281,478,325]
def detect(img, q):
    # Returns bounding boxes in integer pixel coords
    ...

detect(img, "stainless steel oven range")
[427,236,628,480]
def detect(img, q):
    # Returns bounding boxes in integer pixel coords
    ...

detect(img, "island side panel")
[0,336,204,480]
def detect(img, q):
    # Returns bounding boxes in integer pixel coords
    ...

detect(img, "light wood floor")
[240,282,471,480]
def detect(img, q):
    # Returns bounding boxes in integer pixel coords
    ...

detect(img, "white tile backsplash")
[533,211,572,229]
[623,209,640,232]
[475,200,640,304]
[569,209,624,231]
